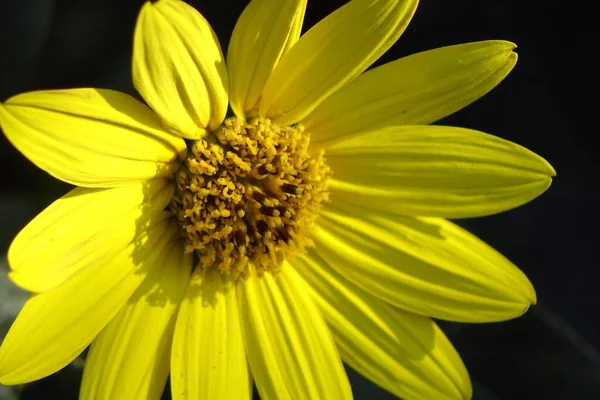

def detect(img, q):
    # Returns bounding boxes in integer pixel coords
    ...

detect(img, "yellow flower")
[0,0,555,399]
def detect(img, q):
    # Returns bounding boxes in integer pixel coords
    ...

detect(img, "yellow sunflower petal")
[0,89,186,187]
[304,41,518,145]
[237,266,352,400]
[293,250,471,399]
[80,233,191,400]
[312,201,536,323]
[0,213,174,385]
[133,0,228,139]
[171,267,250,400]
[326,125,555,218]
[259,0,418,125]
[228,0,306,118]
[8,179,174,293]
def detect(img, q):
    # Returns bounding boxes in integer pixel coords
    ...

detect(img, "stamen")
[170,116,330,278]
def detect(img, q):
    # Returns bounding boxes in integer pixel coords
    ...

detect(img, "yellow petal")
[133,0,228,139]
[80,235,191,400]
[293,250,471,399]
[304,40,518,145]
[171,267,250,400]
[237,267,352,400]
[312,201,537,323]
[228,0,306,118]
[8,179,174,293]
[259,0,418,125]
[0,89,186,187]
[327,125,555,218]
[0,213,175,385]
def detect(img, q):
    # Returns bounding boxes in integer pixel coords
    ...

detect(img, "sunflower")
[0,0,555,399]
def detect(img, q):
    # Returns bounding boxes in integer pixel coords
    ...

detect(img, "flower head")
[0,0,555,399]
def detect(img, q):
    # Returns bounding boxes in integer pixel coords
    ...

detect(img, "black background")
[0,0,597,399]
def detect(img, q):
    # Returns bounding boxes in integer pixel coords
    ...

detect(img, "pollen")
[170,116,330,278]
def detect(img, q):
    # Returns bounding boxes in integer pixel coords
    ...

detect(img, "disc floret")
[170,116,330,278]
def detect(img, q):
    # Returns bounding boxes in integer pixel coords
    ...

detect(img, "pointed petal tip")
[505,277,537,320]
[481,284,538,322]
[511,302,535,322]
[539,158,556,199]
[461,385,474,400]
[498,261,538,319]
[526,279,538,306]
[503,44,518,71]
[490,40,516,54]
[529,147,556,178]
[543,175,554,190]
[492,274,538,321]
[545,159,557,178]
[531,175,554,201]
[453,371,473,400]
[534,164,555,198]
[519,153,555,203]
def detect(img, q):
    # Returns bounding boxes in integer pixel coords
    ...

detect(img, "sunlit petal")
[133,0,228,138]
[293,250,472,399]
[228,0,306,117]
[80,234,191,400]
[0,214,175,385]
[312,200,537,322]
[0,89,185,187]
[237,266,352,400]
[8,179,173,293]
[326,125,555,218]
[171,267,250,400]
[260,0,418,125]
[304,41,517,145]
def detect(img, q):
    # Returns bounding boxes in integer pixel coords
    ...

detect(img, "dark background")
[0,0,597,399]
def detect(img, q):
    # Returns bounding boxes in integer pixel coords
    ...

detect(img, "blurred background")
[0,0,596,399]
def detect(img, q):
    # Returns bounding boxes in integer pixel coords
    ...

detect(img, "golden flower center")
[170,116,330,278]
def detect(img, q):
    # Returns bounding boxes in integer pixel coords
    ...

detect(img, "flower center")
[170,116,330,278]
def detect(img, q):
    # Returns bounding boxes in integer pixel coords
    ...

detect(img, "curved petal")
[237,266,352,400]
[171,267,250,400]
[133,0,228,139]
[304,40,518,146]
[228,0,306,118]
[0,89,186,187]
[259,0,418,125]
[292,250,471,400]
[326,125,555,218]
[0,213,175,385]
[80,233,191,400]
[312,201,537,323]
[8,179,174,293]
